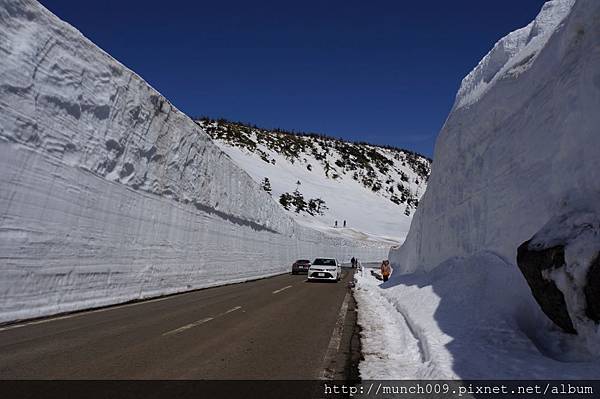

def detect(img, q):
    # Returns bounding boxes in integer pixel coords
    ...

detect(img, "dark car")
[291,259,311,274]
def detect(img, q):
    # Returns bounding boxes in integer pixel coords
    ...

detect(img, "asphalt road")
[0,270,355,379]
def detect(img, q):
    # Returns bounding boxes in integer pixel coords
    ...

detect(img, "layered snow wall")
[391,0,600,272]
[0,0,388,323]
[369,0,600,377]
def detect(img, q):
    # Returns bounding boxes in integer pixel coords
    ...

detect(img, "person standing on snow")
[380,260,392,282]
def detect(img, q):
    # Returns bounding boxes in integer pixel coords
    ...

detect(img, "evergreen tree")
[292,190,307,213]
[260,177,272,195]
[279,193,293,210]
[309,198,328,215]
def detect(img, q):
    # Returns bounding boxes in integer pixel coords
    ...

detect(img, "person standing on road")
[380,260,392,282]
[351,257,356,268]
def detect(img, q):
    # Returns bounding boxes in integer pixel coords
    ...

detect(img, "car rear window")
[296,260,311,264]
[313,258,336,266]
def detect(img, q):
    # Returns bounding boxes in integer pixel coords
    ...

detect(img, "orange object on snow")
[380,260,391,277]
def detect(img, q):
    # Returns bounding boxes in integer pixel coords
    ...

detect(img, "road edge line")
[320,291,350,380]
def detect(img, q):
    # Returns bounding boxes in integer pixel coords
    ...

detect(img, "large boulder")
[584,255,600,322]
[517,211,600,338]
[517,242,577,333]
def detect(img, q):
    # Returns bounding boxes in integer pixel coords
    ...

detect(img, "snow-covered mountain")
[360,0,600,379]
[197,118,431,243]
[0,0,389,323]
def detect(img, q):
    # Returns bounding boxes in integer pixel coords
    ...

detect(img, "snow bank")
[455,0,575,110]
[391,0,600,272]
[378,0,600,378]
[356,253,600,379]
[0,0,388,323]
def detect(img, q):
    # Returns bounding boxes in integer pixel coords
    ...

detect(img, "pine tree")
[279,193,292,210]
[260,177,272,195]
[292,190,307,213]
[310,198,328,215]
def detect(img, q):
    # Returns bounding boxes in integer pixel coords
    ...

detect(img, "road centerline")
[222,306,242,315]
[162,306,243,336]
[272,285,293,294]
[163,317,214,336]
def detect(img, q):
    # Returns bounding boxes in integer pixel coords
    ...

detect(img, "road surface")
[0,270,356,379]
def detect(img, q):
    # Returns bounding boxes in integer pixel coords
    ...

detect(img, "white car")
[308,258,341,282]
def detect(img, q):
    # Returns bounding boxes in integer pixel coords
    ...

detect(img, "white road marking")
[163,317,214,336]
[223,306,242,314]
[272,285,293,294]
[320,292,350,380]
[162,306,242,336]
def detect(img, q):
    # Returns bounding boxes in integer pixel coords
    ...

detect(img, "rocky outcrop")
[584,255,600,322]
[517,210,600,345]
[517,242,576,333]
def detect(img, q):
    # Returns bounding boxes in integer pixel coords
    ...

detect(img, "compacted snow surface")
[360,0,600,379]
[355,256,600,379]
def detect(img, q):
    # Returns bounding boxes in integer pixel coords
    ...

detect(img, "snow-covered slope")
[369,0,600,379]
[197,119,431,243]
[0,0,389,323]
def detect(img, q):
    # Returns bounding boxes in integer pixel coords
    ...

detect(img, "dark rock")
[584,254,600,323]
[516,241,577,334]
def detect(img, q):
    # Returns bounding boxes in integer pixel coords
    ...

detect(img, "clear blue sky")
[40,0,546,157]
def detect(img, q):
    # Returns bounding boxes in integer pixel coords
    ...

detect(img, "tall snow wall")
[391,0,600,272]
[0,0,388,323]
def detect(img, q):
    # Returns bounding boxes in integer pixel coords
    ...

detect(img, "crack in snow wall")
[0,0,388,323]
[391,0,600,272]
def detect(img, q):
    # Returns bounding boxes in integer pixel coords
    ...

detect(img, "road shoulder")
[321,270,362,381]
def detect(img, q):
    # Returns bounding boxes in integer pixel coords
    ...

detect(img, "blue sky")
[40,0,546,157]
